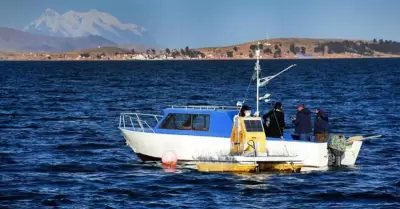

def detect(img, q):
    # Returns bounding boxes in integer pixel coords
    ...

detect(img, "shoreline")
[1,56,400,61]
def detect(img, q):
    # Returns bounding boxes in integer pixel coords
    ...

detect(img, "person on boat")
[291,104,312,141]
[313,107,329,142]
[239,104,251,117]
[262,102,285,138]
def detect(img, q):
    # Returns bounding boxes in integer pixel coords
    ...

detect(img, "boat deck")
[268,133,321,143]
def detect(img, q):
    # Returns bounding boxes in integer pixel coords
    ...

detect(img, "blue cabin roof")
[149,107,321,143]
[153,108,239,137]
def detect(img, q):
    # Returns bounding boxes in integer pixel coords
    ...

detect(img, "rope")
[272,109,284,138]
[237,71,255,117]
[241,73,255,105]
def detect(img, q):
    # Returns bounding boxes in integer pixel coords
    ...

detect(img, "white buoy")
[161,150,177,166]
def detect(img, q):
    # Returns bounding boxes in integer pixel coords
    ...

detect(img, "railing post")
[154,115,159,123]
[144,121,155,133]
[122,114,126,128]
[136,114,144,132]
[129,117,136,131]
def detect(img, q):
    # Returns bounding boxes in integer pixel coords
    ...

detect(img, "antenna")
[248,39,296,117]
[254,42,261,117]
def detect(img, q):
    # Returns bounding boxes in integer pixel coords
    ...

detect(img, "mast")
[254,42,261,117]
[244,40,295,117]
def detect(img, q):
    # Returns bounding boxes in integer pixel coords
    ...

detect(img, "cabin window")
[159,113,210,131]
[244,120,264,132]
[192,114,210,131]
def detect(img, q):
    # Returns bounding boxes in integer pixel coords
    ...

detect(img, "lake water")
[0,59,399,208]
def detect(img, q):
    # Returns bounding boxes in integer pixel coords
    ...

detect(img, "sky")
[0,0,399,48]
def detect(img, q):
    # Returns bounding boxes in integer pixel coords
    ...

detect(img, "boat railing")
[119,113,163,133]
[170,105,240,110]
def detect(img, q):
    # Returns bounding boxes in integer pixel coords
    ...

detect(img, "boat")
[119,44,373,169]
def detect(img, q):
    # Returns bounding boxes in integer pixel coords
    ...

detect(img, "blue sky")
[0,0,399,48]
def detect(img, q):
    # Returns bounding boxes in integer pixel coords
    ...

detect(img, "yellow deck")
[197,162,303,173]
[258,162,302,173]
[197,163,257,172]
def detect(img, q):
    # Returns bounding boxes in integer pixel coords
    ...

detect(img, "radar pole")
[254,42,261,117]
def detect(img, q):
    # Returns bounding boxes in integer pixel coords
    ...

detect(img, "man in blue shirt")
[291,104,312,141]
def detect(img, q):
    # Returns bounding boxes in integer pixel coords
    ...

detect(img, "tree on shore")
[373,39,377,44]
[151,49,156,54]
[273,48,282,58]
[301,47,306,54]
[250,44,258,51]
[289,44,298,54]
[185,46,190,54]
[263,48,272,54]
[233,46,238,52]
[80,53,90,58]
[289,44,301,55]
[258,43,264,50]
[171,51,180,58]
[249,52,254,58]
[314,44,324,53]
[96,53,106,59]
[131,48,135,54]
[384,40,393,44]
[227,51,233,58]
[166,48,171,54]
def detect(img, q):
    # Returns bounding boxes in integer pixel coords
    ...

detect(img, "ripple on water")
[0,59,399,208]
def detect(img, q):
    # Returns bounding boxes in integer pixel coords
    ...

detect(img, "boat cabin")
[119,105,318,142]
[153,106,239,137]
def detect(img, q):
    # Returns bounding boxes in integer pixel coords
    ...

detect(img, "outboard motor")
[328,135,346,167]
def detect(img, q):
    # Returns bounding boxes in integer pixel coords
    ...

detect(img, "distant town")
[1,38,400,61]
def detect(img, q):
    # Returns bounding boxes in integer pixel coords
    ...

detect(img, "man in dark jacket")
[262,102,285,138]
[313,107,329,142]
[291,104,312,141]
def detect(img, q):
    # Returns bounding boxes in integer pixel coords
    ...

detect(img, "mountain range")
[0,27,115,52]
[23,8,152,45]
[0,8,156,52]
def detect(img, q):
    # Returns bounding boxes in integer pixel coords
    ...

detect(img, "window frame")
[158,113,210,131]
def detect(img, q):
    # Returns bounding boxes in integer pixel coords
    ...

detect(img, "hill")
[64,46,131,57]
[197,38,400,59]
[0,27,116,52]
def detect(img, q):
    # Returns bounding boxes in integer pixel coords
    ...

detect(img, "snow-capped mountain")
[0,27,115,52]
[23,8,150,45]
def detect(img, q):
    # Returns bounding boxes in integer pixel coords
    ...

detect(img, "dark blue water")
[0,59,399,208]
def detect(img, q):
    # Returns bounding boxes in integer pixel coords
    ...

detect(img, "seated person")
[181,116,193,130]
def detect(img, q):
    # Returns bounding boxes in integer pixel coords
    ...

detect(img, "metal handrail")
[170,105,240,110]
[119,113,162,133]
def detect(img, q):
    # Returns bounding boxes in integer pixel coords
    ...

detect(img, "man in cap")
[313,107,329,142]
[291,104,312,141]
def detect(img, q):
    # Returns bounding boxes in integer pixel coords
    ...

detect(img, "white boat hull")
[120,128,362,168]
